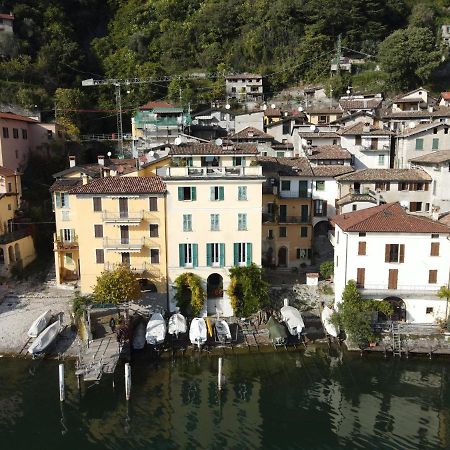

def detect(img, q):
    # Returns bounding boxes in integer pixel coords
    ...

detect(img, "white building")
[0,13,14,34]
[157,142,264,317]
[331,202,450,324]
[234,111,265,133]
[225,73,263,102]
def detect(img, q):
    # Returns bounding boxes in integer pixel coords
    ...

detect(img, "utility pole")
[336,34,342,76]
[115,84,124,157]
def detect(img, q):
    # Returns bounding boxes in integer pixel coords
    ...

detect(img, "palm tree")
[437,285,450,325]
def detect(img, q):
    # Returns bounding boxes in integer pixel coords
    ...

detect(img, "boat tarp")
[267,317,287,341]
[280,306,304,334]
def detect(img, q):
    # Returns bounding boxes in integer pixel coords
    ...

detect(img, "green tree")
[55,88,87,136]
[174,272,206,316]
[437,285,450,323]
[93,265,141,304]
[319,261,334,280]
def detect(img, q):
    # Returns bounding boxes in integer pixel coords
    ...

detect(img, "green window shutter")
[242,157,246,166]
[71,229,75,241]
[55,192,61,208]
[243,214,247,229]
[179,244,185,267]
[206,243,212,267]
[210,187,215,201]
[178,187,183,201]
[232,157,236,167]
[191,187,197,201]
[233,243,239,265]
[59,229,64,241]
[219,186,224,201]
[65,194,69,208]
[415,139,423,150]
[220,243,225,267]
[193,244,198,267]
[246,243,252,266]
[432,138,439,150]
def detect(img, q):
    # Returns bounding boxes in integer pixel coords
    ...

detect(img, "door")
[120,226,129,244]
[356,268,365,288]
[299,180,308,198]
[388,269,398,290]
[371,138,378,150]
[278,246,288,267]
[301,205,309,222]
[121,252,130,265]
[119,198,128,218]
[279,205,287,222]
[354,182,361,194]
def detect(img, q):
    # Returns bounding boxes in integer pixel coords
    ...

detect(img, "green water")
[1,348,450,450]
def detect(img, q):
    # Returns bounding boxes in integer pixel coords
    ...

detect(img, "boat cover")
[267,316,287,344]
[145,313,166,345]
[280,306,304,336]
[27,310,52,338]
[28,321,60,355]
[168,313,187,335]
[189,318,207,345]
[322,306,339,338]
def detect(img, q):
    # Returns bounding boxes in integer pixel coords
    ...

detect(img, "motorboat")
[189,318,207,348]
[132,321,146,350]
[267,316,287,345]
[215,319,232,344]
[321,305,339,338]
[28,320,60,355]
[168,312,187,338]
[27,310,52,338]
[145,313,166,346]
[280,305,304,336]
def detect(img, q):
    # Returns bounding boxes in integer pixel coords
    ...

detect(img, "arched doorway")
[379,297,406,322]
[207,273,223,298]
[8,246,14,264]
[138,278,157,292]
[313,220,333,261]
[278,246,288,267]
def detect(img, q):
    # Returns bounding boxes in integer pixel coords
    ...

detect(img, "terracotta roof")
[169,143,258,155]
[399,121,449,137]
[306,107,343,115]
[439,213,450,226]
[69,176,165,194]
[410,150,450,164]
[225,73,262,80]
[332,202,450,233]
[271,143,294,150]
[264,108,282,117]
[50,178,82,192]
[441,92,450,101]
[0,112,38,123]
[0,13,14,20]
[339,98,382,110]
[311,165,355,177]
[382,107,450,119]
[393,97,424,103]
[0,166,17,177]
[331,110,376,124]
[53,159,138,178]
[336,192,378,206]
[336,168,431,182]
[230,127,273,141]
[298,131,339,138]
[307,145,351,160]
[258,156,313,176]
[339,122,393,136]
[139,101,175,111]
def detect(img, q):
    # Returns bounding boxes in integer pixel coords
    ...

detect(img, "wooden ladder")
[392,322,402,357]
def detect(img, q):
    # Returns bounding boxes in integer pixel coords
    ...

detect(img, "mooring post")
[59,363,65,402]
[125,363,131,401]
[218,357,223,391]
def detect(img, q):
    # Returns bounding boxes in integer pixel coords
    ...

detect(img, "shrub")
[319,261,334,280]
[174,272,206,316]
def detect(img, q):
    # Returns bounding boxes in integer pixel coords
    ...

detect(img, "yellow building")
[0,166,35,276]
[306,107,343,125]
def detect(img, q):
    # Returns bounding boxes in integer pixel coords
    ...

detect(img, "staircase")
[392,322,402,356]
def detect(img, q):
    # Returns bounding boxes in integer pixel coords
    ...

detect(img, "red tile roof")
[332,202,450,233]
[339,122,393,136]
[0,166,18,177]
[264,108,282,117]
[410,150,450,164]
[69,176,166,194]
[336,168,431,182]
[441,92,450,101]
[169,143,258,155]
[311,165,354,177]
[230,127,273,141]
[0,112,38,123]
[139,101,175,111]
[307,145,351,160]
[0,13,14,20]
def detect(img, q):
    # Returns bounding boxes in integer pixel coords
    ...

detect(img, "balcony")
[104,262,160,276]
[278,215,310,224]
[102,211,144,224]
[0,228,30,245]
[103,238,145,252]
[156,166,263,178]
[262,213,276,223]
[279,191,311,199]
[55,238,79,251]
[359,144,390,152]
[359,284,439,299]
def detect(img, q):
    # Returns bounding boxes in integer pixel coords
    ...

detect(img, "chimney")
[363,123,371,133]
[69,155,76,168]
[98,155,105,166]
[82,174,89,185]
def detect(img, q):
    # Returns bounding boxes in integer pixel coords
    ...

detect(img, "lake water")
[1,347,450,450]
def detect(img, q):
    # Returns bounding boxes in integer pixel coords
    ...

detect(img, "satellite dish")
[225,104,231,110]
[409,122,416,129]
[107,151,112,157]
[262,104,268,111]
[298,106,304,112]
[271,104,276,109]
[284,112,288,117]
[174,137,182,145]
[215,138,223,146]
[310,125,317,132]
[346,89,350,95]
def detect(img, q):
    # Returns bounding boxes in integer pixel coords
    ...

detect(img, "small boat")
[322,305,339,338]
[132,321,146,350]
[189,318,207,348]
[267,316,287,345]
[168,313,187,338]
[28,320,60,355]
[27,310,52,338]
[215,319,232,344]
[280,305,304,336]
[145,313,166,346]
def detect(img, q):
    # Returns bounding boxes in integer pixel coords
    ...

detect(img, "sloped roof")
[264,108,282,117]
[441,92,450,101]
[229,127,273,141]
[139,101,175,111]
[298,131,339,138]
[399,121,449,137]
[332,202,450,233]
[0,166,18,177]
[0,112,38,123]
[307,145,351,160]
[339,122,393,136]
[336,168,431,182]
[50,178,82,192]
[336,192,378,206]
[306,107,343,115]
[69,176,166,194]
[225,73,262,80]
[382,107,450,119]
[339,98,382,110]
[258,156,313,177]
[53,159,138,178]
[169,143,258,155]
[311,165,355,177]
[410,150,450,164]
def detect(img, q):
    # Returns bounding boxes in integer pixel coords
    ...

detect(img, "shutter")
[59,229,64,241]
[358,242,366,255]
[388,269,398,289]
[233,243,239,266]
[409,202,417,212]
[179,244,185,267]
[178,187,183,201]
[385,244,390,262]
[220,243,225,267]
[429,270,437,283]
[219,186,224,201]
[71,229,75,241]
[238,186,242,200]
[399,244,405,263]
[193,244,198,267]
[238,214,242,230]
[425,183,429,191]
[210,187,215,201]
[243,214,247,229]
[431,242,440,256]
[232,157,236,166]
[322,201,327,216]
[191,187,197,201]
[206,243,212,267]
[55,192,61,208]
[246,243,252,266]
[357,268,365,287]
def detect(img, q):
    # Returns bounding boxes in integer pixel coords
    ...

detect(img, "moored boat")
[168,312,187,338]
[215,319,232,343]
[321,305,339,338]
[280,305,304,336]
[28,320,60,355]
[189,318,207,348]
[132,321,146,350]
[27,310,52,338]
[145,313,166,346]
[267,316,287,345]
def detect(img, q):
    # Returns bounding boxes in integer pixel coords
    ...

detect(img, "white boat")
[215,319,231,343]
[132,321,146,350]
[322,305,339,338]
[28,320,60,355]
[145,313,166,346]
[168,313,187,338]
[189,318,207,347]
[280,305,305,336]
[27,310,52,338]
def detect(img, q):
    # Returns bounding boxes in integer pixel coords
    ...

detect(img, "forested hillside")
[0,0,449,131]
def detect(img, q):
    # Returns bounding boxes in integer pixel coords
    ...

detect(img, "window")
[234,242,252,266]
[65,253,73,265]
[358,242,366,255]
[352,205,357,211]
[359,232,366,237]
[300,227,308,238]
[233,156,245,166]
[21,129,27,139]
[371,138,378,150]
[445,128,449,135]
[409,202,422,212]
[210,214,220,231]
[319,115,328,123]
[398,182,408,191]
[430,242,440,256]
[15,149,18,159]
[62,211,70,221]
[279,227,287,238]
[95,249,104,264]
[268,229,274,239]
[315,180,325,191]
[206,243,225,267]
[210,186,224,201]
[7,203,11,211]
[61,229,74,242]
[12,128,18,139]
[426,307,434,314]
[356,268,365,288]
[7,182,11,192]
[178,186,196,201]
[149,197,158,211]
[183,214,192,232]
[276,151,285,158]
[238,186,247,201]
[355,135,362,145]
[431,234,439,239]
[432,138,439,150]
[378,155,385,166]
[150,248,160,264]
[267,202,275,215]
[425,203,430,211]
[281,180,291,191]
[314,199,327,216]
[415,138,423,150]
[149,224,159,237]
[179,243,198,267]
[2,127,8,138]
[385,244,405,263]
[433,127,438,134]
[94,224,103,238]
[238,213,247,230]
[55,192,69,208]
[375,182,390,191]
[428,270,438,284]
[93,197,102,212]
